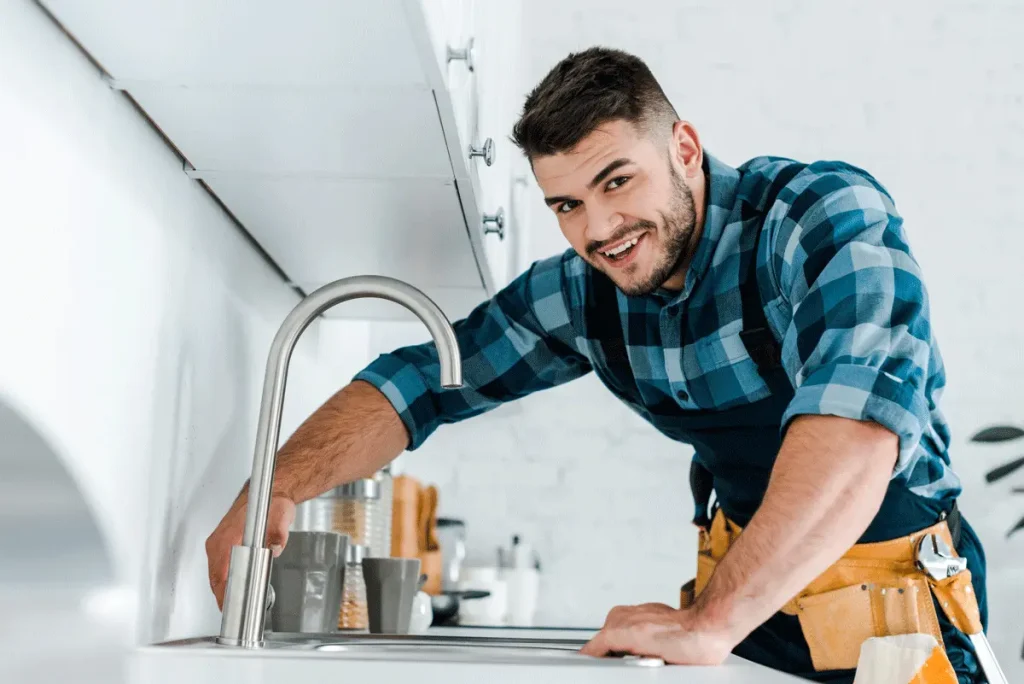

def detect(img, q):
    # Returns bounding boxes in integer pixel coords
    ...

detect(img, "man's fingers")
[266,499,293,557]
[267,526,290,554]
[206,495,296,611]
[580,632,609,658]
[208,544,232,609]
[206,520,243,610]
[580,629,639,659]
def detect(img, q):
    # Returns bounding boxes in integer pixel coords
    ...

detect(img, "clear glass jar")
[338,543,368,631]
[293,470,393,561]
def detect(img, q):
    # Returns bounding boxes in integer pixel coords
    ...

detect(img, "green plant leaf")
[1007,515,1024,538]
[986,456,1024,483]
[971,425,1024,443]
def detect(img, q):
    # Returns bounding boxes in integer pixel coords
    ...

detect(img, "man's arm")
[207,253,590,607]
[691,414,897,642]
[263,379,410,503]
[581,414,897,663]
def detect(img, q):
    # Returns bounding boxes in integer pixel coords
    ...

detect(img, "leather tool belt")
[679,509,981,675]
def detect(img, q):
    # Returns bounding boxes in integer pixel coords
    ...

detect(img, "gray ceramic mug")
[362,557,421,634]
[268,531,348,633]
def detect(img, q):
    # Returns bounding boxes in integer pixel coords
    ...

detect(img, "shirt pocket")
[684,332,773,409]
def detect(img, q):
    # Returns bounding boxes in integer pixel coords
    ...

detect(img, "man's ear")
[670,120,703,179]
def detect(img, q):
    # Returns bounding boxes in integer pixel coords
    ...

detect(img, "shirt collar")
[653,151,741,304]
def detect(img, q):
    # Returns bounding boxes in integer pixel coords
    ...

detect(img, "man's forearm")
[240,380,409,505]
[693,414,898,641]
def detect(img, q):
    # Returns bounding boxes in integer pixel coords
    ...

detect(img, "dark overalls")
[583,166,988,683]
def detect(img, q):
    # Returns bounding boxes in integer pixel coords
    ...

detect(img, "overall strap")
[693,162,809,528]
[585,271,640,400]
[738,162,807,396]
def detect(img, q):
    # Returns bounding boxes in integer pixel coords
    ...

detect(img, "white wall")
[393,0,1024,673]
[0,1,371,677]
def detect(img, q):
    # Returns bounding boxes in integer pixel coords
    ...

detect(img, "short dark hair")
[511,47,678,162]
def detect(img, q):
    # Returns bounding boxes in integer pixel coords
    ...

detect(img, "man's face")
[533,120,701,296]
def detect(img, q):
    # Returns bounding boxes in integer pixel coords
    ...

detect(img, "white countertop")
[128,627,803,683]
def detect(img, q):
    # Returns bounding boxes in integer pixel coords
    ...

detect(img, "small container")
[268,531,347,633]
[362,557,421,634]
[338,543,369,631]
[437,518,466,591]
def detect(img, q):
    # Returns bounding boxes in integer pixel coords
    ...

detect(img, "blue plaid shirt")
[356,153,960,502]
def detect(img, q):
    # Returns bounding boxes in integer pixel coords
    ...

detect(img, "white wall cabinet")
[41,0,525,320]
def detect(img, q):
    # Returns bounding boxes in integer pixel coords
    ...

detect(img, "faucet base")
[215,636,264,648]
[218,545,273,647]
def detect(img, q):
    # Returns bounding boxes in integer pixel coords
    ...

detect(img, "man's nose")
[586,206,625,243]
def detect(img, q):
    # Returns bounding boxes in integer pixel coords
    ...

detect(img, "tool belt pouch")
[928,569,982,635]
[792,571,941,671]
[682,514,983,674]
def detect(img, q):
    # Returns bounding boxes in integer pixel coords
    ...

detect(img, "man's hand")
[580,602,737,665]
[205,493,296,610]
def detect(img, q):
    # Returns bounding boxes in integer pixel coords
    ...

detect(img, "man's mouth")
[598,233,646,268]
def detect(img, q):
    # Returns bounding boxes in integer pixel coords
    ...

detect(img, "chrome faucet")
[217,276,463,647]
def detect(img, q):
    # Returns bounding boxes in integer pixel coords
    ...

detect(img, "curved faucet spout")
[218,276,463,647]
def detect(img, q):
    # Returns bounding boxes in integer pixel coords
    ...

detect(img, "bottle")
[338,543,368,631]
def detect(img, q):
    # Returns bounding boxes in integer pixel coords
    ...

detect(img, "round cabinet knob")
[469,138,495,166]
[446,37,475,72]
[482,207,505,240]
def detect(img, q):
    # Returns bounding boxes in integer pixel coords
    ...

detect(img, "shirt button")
[676,389,689,402]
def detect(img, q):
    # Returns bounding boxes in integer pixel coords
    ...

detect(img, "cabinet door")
[415,0,524,291]
[467,0,525,289]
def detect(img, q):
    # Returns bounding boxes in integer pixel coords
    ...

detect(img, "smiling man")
[206,48,989,682]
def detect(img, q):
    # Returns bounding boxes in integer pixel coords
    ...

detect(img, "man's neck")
[659,169,710,292]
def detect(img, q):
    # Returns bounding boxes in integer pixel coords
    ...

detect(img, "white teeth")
[603,237,639,257]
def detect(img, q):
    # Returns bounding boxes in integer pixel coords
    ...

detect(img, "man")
[206,48,988,682]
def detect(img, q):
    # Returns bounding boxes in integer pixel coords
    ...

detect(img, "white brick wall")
[386,0,1024,673]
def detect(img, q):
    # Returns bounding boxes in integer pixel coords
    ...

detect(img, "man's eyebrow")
[543,158,635,206]
[587,158,633,189]
[544,194,573,207]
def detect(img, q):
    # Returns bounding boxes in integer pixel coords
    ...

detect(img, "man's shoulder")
[736,155,896,216]
[735,156,912,298]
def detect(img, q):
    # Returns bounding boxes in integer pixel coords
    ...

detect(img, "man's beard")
[591,167,697,297]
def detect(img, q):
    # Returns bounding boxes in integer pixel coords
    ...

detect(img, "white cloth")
[853,633,940,684]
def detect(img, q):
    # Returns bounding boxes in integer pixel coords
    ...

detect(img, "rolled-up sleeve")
[354,252,591,450]
[770,169,936,477]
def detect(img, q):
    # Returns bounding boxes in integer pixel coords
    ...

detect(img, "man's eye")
[558,200,581,214]
[607,176,630,190]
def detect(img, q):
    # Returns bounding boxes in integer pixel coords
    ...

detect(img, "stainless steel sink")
[152,632,665,667]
